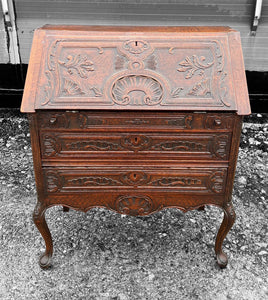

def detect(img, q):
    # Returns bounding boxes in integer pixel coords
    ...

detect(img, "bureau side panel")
[28,114,46,201]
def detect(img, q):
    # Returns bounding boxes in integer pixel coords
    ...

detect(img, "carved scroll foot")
[33,201,53,269]
[215,202,236,268]
[62,206,70,212]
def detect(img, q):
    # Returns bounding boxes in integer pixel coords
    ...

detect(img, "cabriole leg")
[215,202,236,268]
[33,201,53,269]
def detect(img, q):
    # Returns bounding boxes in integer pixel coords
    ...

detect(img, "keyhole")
[135,41,138,46]
[134,137,138,142]
[133,173,137,179]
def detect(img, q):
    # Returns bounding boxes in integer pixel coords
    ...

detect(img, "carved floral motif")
[65,140,122,151]
[58,54,94,78]
[150,177,202,187]
[111,75,163,105]
[89,87,102,97]
[178,55,214,79]
[151,140,205,152]
[188,77,211,96]
[171,87,184,98]
[68,177,121,186]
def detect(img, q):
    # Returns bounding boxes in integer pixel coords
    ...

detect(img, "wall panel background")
[5,1,268,71]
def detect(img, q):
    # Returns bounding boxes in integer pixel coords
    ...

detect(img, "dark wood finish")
[21,26,250,269]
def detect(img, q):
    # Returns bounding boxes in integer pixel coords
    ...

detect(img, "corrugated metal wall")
[9,0,268,71]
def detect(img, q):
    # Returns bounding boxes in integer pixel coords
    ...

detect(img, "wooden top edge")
[40,25,236,33]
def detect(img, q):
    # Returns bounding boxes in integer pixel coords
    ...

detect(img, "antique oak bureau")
[21,25,250,269]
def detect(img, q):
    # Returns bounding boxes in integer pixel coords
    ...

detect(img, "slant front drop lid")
[21,25,250,269]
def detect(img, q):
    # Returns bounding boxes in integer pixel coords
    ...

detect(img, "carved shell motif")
[111,75,163,105]
[115,195,153,216]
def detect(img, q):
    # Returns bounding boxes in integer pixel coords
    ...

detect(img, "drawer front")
[40,131,231,161]
[43,166,227,195]
[38,111,235,131]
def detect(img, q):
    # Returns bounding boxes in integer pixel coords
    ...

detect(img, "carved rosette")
[114,195,154,216]
[111,75,163,106]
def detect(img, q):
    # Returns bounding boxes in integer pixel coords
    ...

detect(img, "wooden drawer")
[43,166,227,195]
[37,111,235,131]
[40,131,232,161]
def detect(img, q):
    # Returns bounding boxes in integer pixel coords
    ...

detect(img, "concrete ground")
[0,109,267,300]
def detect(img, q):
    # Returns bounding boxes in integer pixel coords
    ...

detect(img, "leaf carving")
[188,77,211,97]
[59,54,94,78]
[178,55,214,79]
[171,87,183,98]
[90,87,102,97]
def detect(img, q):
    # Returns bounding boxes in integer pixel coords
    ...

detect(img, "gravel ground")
[0,109,267,300]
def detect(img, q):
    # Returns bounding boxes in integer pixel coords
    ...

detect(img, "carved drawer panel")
[43,166,227,195]
[37,111,235,131]
[40,131,232,161]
